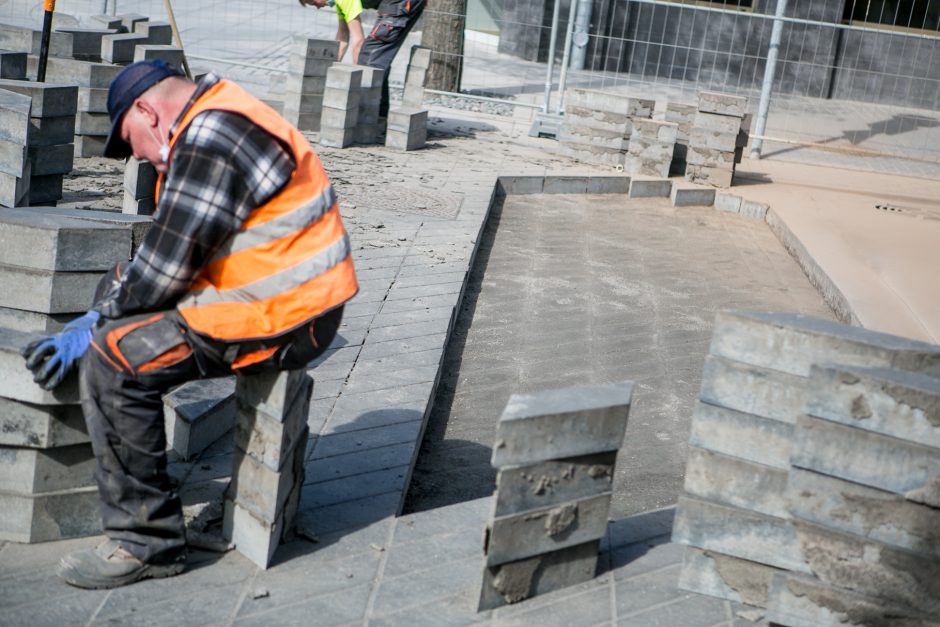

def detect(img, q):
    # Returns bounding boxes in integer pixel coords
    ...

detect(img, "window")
[843,0,940,33]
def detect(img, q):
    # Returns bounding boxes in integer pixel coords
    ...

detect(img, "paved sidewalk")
[2,100,932,625]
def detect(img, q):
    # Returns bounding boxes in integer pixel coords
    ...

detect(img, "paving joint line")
[361,516,398,625]
[83,588,112,626]
[224,572,257,626]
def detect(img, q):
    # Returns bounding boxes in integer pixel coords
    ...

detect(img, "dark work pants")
[80,266,342,563]
[361,0,426,117]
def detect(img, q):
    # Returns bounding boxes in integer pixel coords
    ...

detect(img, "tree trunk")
[421,0,466,92]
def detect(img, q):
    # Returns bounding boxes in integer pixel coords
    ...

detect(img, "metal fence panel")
[3,0,939,163]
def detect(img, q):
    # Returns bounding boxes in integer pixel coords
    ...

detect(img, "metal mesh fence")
[4,0,940,164]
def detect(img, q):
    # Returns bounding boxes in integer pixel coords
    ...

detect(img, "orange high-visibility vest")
[156,79,358,341]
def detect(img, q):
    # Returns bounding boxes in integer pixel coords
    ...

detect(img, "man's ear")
[133,98,160,128]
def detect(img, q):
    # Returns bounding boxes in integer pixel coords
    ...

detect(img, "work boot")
[57,540,185,589]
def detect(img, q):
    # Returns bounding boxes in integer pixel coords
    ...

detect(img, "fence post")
[750,0,788,159]
[570,0,593,70]
[555,0,579,115]
[542,0,562,113]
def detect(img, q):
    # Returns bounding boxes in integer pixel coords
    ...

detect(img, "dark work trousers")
[79,266,342,564]
[361,0,426,117]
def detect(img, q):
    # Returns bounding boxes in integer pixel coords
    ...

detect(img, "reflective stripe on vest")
[159,80,358,341]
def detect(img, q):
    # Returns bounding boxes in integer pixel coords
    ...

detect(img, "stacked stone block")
[0,208,135,542]
[0,50,27,79]
[625,118,678,178]
[319,65,362,149]
[0,23,72,59]
[101,15,151,65]
[0,88,32,208]
[133,21,173,47]
[223,369,313,568]
[673,310,940,611]
[557,89,654,168]
[55,27,118,62]
[0,80,77,205]
[685,92,748,188]
[765,364,940,625]
[665,102,695,175]
[283,37,338,132]
[385,107,427,151]
[401,46,430,108]
[123,157,157,215]
[354,65,384,145]
[133,44,186,70]
[24,58,120,159]
[479,382,634,610]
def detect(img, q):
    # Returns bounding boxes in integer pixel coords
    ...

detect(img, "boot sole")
[59,560,185,590]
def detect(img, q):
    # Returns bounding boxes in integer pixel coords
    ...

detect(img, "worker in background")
[22,59,358,589]
[300,0,426,116]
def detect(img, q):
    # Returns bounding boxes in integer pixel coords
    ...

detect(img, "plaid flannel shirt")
[95,74,296,320]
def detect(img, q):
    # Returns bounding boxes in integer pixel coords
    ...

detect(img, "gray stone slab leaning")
[480,381,633,609]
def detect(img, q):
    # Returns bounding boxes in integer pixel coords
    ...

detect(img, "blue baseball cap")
[104,59,185,159]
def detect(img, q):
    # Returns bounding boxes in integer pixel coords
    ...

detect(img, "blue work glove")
[22,310,101,390]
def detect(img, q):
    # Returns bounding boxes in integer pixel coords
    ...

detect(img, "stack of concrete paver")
[383,47,430,151]
[0,208,134,543]
[625,118,679,178]
[283,37,338,132]
[685,92,749,188]
[401,46,430,108]
[385,106,427,151]
[223,369,313,568]
[319,64,362,149]
[27,58,120,158]
[767,363,940,625]
[100,15,150,65]
[0,87,32,208]
[479,382,633,610]
[83,15,170,66]
[673,310,940,619]
[0,80,77,205]
[665,102,695,175]
[354,65,383,145]
[557,89,654,168]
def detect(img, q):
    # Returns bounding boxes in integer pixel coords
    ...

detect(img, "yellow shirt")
[334,0,363,23]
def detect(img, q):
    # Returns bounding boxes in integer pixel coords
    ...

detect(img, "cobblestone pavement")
[404,193,834,517]
[2,107,828,626]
